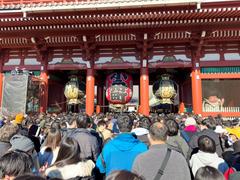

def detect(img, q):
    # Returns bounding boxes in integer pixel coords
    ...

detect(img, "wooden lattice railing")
[203,106,240,113]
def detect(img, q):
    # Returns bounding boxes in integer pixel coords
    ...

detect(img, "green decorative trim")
[33,71,41,76]
[201,67,240,74]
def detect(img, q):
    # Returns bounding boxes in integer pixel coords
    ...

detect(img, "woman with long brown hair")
[38,128,61,167]
[45,137,95,179]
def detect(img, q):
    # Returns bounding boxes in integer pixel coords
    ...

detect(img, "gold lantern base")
[160,98,174,104]
[68,99,80,105]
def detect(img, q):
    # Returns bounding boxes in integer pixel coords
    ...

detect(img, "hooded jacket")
[190,150,228,176]
[189,129,223,157]
[0,141,10,158]
[64,128,100,162]
[96,133,147,175]
[167,135,189,159]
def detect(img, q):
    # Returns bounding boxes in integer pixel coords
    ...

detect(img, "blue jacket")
[38,149,53,167]
[96,133,147,175]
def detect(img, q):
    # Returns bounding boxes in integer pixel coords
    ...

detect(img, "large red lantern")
[106,72,133,104]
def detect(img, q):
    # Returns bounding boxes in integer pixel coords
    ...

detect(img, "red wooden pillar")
[191,69,202,115]
[86,68,95,116]
[191,68,202,115]
[139,67,150,116]
[191,49,203,115]
[40,71,49,113]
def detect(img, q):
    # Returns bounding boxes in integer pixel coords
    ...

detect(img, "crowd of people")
[0,112,240,180]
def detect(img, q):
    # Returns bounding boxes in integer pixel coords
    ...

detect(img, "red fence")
[0,0,92,6]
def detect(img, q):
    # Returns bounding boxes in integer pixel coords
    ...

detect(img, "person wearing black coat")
[188,118,223,157]
[64,114,100,162]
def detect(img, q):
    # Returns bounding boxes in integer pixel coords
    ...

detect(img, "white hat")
[215,125,227,134]
[184,117,197,127]
[131,128,149,136]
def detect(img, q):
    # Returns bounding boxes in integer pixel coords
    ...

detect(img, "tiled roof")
[0,0,239,48]
[0,0,200,10]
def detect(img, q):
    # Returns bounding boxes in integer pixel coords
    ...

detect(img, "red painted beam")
[94,63,140,70]
[148,61,192,68]
[200,73,240,79]
[47,64,86,70]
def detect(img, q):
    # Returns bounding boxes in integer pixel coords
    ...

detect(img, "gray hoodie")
[167,135,189,159]
[190,151,228,176]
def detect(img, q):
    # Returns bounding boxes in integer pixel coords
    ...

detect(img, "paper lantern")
[106,72,133,104]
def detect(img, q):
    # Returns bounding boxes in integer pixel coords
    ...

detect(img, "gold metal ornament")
[153,74,177,104]
[64,76,83,105]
